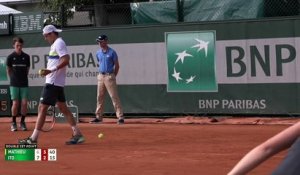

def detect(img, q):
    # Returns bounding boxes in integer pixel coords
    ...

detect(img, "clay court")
[0,116,299,175]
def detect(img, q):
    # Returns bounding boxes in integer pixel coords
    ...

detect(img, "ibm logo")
[14,13,43,33]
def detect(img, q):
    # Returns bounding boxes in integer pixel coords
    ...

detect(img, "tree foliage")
[41,0,94,26]
[41,0,94,11]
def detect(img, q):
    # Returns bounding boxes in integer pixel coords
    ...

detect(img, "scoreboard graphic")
[4,144,57,161]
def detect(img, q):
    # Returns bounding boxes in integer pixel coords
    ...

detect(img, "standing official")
[90,35,124,124]
[6,37,30,131]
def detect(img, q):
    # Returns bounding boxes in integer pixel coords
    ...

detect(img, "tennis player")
[19,25,85,145]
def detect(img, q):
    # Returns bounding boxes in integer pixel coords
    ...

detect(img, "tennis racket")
[41,106,56,132]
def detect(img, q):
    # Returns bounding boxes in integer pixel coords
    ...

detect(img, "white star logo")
[172,68,182,82]
[191,39,209,57]
[186,75,196,84]
[175,50,193,64]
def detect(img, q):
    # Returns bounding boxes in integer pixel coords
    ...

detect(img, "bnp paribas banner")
[165,31,217,92]
[2,29,300,115]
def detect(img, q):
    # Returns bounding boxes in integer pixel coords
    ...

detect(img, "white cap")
[43,25,62,35]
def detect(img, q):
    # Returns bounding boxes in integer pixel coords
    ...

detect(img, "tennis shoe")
[20,122,27,131]
[89,118,102,124]
[18,137,37,144]
[65,135,85,145]
[117,118,125,125]
[11,122,17,132]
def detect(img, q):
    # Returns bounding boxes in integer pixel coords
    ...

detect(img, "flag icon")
[165,31,217,92]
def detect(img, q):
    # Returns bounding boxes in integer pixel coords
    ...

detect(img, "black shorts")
[40,84,66,106]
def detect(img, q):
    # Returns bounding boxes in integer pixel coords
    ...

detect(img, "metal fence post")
[177,0,184,22]
[60,4,65,28]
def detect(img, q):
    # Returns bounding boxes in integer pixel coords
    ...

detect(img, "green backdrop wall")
[1,17,300,116]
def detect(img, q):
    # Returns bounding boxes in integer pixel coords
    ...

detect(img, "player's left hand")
[39,69,52,77]
[43,69,52,76]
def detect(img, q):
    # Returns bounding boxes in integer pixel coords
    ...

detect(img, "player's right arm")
[54,38,69,71]
[57,54,70,70]
[228,121,300,175]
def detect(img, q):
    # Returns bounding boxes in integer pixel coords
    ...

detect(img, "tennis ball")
[98,133,104,139]
[38,69,45,76]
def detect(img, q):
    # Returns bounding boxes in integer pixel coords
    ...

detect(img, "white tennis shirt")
[45,37,68,87]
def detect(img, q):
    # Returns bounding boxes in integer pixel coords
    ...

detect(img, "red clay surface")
[0,116,299,175]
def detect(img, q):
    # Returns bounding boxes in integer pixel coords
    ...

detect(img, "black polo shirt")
[6,51,30,87]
